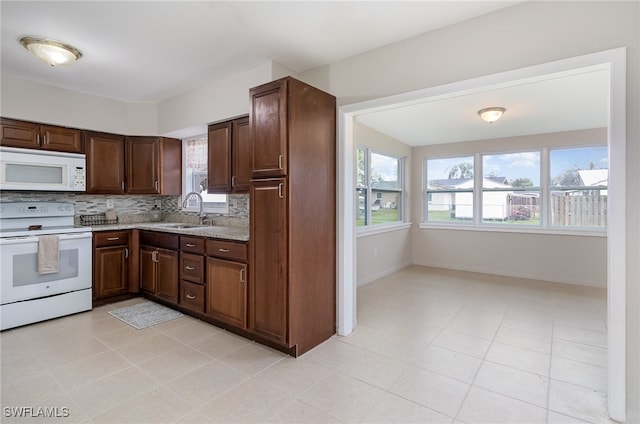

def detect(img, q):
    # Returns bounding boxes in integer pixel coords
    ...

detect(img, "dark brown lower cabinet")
[206,257,247,329]
[93,231,130,300]
[139,231,179,304]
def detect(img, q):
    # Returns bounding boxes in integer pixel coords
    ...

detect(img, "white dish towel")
[38,235,59,274]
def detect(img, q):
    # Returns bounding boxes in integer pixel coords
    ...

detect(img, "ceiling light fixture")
[20,36,82,67]
[478,107,506,124]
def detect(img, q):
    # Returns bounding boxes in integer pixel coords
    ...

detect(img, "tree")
[446,162,473,179]
[512,177,534,188]
[552,166,581,186]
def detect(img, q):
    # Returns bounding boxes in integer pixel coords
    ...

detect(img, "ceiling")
[1,1,520,103]
[356,65,609,146]
[1,1,608,145]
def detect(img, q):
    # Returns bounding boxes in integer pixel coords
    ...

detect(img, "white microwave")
[0,147,86,191]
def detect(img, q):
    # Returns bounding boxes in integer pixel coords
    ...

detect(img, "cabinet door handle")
[239,268,245,283]
[121,181,125,191]
[186,294,196,300]
[152,250,158,262]
[185,266,195,270]
[37,134,41,145]
[231,176,235,187]
[124,248,129,259]
[278,183,284,199]
[278,154,284,170]
[185,243,196,247]
[107,237,120,241]
[218,248,230,253]
[154,181,159,191]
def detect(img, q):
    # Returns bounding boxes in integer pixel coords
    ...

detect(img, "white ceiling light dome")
[478,107,506,124]
[20,36,82,67]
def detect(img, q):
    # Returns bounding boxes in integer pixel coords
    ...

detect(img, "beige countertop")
[90,222,249,242]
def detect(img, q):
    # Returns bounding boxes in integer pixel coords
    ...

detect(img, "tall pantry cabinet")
[249,76,336,356]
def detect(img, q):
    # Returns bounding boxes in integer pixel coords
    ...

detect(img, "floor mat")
[108,301,183,329]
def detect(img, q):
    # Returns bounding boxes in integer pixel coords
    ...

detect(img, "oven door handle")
[0,232,92,245]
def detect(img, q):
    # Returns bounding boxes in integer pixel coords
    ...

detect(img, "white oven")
[0,202,92,330]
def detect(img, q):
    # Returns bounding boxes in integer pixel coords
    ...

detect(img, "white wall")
[0,75,157,135]
[354,122,412,285]
[157,62,276,138]
[300,2,639,420]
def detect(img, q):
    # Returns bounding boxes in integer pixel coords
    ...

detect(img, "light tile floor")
[0,266,612,423]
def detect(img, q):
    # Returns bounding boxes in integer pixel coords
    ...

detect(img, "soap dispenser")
[150,205,162,222]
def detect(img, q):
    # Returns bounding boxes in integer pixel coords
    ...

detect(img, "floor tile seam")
[93,328,161,350]
[451,307,509,421]
[469,379,550,410]
[310,356,410,393]
[488,338,552,356]
[43,368,106,422]
[332,334,428,367]
[112,340,187,366]
[489,339,553,358]
[481,358,551,379]
[552,323,608,335]
[551,334,607,350]
[45,350,135,392]
[88,384,171,421]
[495,322,556,338]
[186,336,251,360]
[408,353,480,385]
[546,404,605,424]
[550,353,608,370]
[441,326,499,342]
[164,372,251,411]
[547,375,608,394]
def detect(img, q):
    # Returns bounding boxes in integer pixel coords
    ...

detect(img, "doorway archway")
[337,47,626,421]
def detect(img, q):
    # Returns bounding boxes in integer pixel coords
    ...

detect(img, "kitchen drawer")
[180,280,205,313]
[180,236,205,254]
[180,252,204,284]
[140,231,179,250]
[94,231,129,247]
[206,239,247,262]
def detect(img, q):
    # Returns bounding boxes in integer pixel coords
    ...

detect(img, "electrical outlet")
[230,198,238,208]
[154,199,162,208]
[373,247,378,256]
[106,199,114,209]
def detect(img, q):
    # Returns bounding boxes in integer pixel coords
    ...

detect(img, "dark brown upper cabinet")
[207,115,251,194]
[1,118,83,153]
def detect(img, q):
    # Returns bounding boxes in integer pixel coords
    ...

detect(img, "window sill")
[418,222,606,237]
[357,222,411,237]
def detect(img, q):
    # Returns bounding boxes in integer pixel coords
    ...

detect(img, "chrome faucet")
[182,192,207,225]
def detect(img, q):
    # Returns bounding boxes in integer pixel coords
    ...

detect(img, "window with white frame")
[425,156,475,223]
[424,145,607,231]
[182,135,228,214]
[357,147,403,226]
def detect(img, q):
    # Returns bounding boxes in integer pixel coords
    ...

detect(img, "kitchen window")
[423,145,607,232]
[182,135,228,214]
[357,147,404,227]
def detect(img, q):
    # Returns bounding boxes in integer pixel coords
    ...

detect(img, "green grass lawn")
[357,208,399,226]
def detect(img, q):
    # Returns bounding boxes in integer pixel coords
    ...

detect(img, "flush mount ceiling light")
[478,107,506,124]
[20,36,82,67]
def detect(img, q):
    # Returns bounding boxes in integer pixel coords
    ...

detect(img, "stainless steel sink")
[158,224,204,229]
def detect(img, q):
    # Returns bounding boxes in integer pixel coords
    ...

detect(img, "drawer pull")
[185,266,195,270]
[185,243,196,247]
[186,294,196,300]
[239,268,245,283]
[107,237,120,241]
[218,248,230,253]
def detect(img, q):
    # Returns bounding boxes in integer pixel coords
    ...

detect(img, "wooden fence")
[551,193,607,226]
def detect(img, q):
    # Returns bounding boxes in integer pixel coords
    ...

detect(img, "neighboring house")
[577,169,609,195]
[428,177,526,220]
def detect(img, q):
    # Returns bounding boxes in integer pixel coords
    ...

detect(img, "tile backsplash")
[0,192,249,227]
